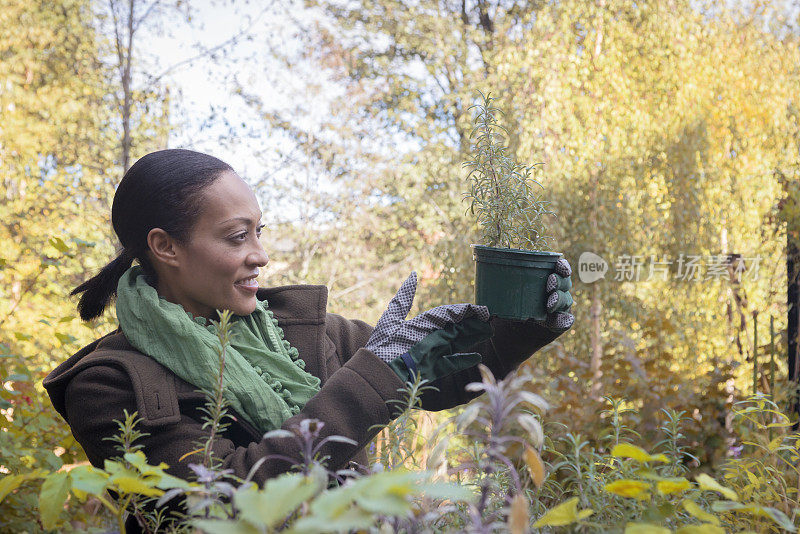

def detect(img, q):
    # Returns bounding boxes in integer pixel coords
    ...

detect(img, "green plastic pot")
[472,245,562,321]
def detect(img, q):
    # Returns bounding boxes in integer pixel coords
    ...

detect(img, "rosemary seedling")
[463,91,556,251]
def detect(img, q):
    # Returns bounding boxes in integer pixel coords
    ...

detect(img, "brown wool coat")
[44,284,560,518]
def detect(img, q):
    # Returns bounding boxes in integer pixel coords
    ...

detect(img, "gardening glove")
[532,257,574,333]
[366,272,494,383]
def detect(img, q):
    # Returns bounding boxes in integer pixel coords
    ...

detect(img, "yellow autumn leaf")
[178,448,204,462]
[524,446,545,488]
[533,497,593,527]
[508,494,528,534]
[682,499,719,525]
[605,479,651,499]
[656,477,692,495]
[611,443,669,463]
[675,525,726,534]
[695,473,738,501]
[767,436,783,452]
[624,522,671,534]
[111,476,164,497]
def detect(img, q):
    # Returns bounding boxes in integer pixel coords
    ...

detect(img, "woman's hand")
[535,257,575,333]
[366,272,493,383]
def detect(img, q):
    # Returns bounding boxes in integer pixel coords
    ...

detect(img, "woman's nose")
[248,241,269,267]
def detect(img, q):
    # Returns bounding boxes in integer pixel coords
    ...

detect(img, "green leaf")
[123,451,170,476]
[120,450,189,490]
[39,471,70,530]
[0,472,40,503]
[54,332,77,344]
[417,480,476,502]
[676,525,726,534]
[12,332,31,341]
[287,508,375,534]
[49,237,70,253]
[5,373,29,382]
[711,501,796,532]
[350,470,420,515]
[192,519,262,534]
[288,470,423,532]
[156,471,194,490]
[106,459,164,497]
[234,472,321,528]
[112,475,164,497]
[71,238,96,248]
[625,523,670,534]
[68,465,109,498]
[767,436,784,452]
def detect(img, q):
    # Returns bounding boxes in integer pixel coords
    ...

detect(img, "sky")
[137,0,333,189]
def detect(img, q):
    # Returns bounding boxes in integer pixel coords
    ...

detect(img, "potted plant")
[463,91,560,321]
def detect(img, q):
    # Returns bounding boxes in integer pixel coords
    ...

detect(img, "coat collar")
[257,284,327,325]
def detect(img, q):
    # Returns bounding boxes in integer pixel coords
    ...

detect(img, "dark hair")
[72,149,234,321]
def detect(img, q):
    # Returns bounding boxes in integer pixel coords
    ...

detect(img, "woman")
[44,149,574,526]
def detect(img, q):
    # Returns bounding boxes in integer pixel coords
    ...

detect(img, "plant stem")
[203,310,231,468]
[481,105,503,246]
[117,494,132,534]
[203,339,226,467]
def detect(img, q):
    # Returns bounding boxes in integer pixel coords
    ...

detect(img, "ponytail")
[74,149,233,321]
[72,249,135,321]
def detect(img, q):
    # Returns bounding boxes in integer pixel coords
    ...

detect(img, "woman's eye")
[231,225,263,242]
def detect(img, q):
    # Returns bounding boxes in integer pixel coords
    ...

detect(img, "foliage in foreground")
[3,354,800,532]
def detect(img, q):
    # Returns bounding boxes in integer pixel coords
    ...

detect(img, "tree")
[253,0,800,461]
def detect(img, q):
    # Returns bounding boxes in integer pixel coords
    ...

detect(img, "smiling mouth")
[235,275,259,290]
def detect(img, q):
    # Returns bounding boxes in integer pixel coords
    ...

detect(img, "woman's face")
[161,170,269,319]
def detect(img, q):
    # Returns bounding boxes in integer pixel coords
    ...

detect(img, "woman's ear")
[146,228,181,267]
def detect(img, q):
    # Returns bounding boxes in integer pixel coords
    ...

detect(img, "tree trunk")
[726,253,751,361]
[788,231,799,420]
[588,0,605,401]
[122,0,134,172]
[590,282,603,399]
[110,0,135,172]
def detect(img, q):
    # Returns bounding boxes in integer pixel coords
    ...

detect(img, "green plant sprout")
[463,90,557,251]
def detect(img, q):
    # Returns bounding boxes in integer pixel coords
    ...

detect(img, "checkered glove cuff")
[365,272,490,363]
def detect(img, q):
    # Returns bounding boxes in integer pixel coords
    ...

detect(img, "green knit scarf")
[115,265,321,433]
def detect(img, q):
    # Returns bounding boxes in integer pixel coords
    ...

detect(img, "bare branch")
[145,4,272,87]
